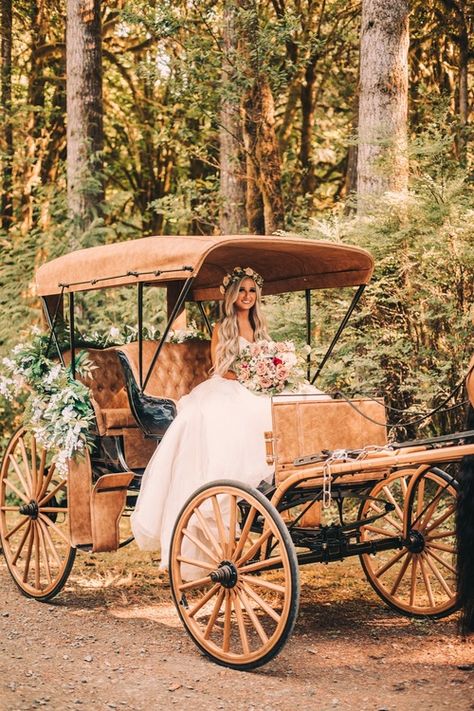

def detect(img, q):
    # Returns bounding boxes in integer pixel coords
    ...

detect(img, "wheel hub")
[19,500,39,519]
[406,528,425,553]
[210,561,238,588]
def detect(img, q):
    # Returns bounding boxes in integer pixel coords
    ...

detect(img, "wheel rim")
[169,482,299,669]
[0,428,75,598]
[359,467,457,617]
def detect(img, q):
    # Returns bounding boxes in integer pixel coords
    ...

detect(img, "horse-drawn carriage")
[1,235,473,670]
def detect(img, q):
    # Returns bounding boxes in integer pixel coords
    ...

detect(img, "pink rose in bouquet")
[233,340,309,395]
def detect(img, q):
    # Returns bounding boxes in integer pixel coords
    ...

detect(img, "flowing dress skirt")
[131,375,273,572]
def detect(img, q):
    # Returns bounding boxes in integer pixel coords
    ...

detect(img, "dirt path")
[1,550,473,711]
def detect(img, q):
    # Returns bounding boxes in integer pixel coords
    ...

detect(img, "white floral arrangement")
[0,329,96,474]
[166,320,208,344]
[234,340,311,395]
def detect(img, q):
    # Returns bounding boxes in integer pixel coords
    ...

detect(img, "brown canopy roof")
[35,234,374,299]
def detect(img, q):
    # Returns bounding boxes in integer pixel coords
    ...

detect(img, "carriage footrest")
[91,472,134,553]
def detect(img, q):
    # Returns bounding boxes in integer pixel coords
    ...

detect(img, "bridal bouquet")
[234,340,310,395]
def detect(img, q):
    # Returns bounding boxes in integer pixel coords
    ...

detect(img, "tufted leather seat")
[116,340,212,400]
[115,340,212,438]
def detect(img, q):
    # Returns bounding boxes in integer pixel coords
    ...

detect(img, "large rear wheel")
[169,480,299,670]
[0,428,76,600]
[359,467,458,618]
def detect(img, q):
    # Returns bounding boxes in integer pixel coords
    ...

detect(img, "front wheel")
[359,467,458,619]
[169,480,300,670]
[0,428,76,600]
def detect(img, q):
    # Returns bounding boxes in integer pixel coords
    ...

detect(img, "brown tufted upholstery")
[63,348,132,436]
[64,340,211,437]
[116,340,212,400]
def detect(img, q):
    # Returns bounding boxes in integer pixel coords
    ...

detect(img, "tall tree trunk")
[238,0,285,235]
[219,0,246,235]
[357,0,409,207]
[66,0,103,237]
[1,0,13,230]
[441,0,470,160]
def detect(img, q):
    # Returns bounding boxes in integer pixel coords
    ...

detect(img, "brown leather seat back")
[116,339,212,400]
[63,347,134,435]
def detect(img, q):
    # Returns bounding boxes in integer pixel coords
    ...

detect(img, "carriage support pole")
[311,284,366,384]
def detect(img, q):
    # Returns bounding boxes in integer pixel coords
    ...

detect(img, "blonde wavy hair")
[214,275,269,376]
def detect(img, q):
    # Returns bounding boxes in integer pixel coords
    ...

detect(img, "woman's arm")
[211,324,237,380]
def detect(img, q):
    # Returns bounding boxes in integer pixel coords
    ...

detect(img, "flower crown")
[220,267,264,294]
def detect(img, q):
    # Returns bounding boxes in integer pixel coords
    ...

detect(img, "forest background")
[0,0,473,446]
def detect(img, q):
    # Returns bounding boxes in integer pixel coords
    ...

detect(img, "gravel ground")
[1,550,474,711]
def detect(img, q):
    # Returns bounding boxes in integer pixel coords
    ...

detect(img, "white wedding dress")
[131,337,274,570]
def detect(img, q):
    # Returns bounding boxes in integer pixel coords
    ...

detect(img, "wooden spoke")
[231,506,257,562]
[38,474,66,507]
[425,529,455,541]
[30,435,37,495]
[36,447,48,498]
[193,508,224,559]
[399,476,408,496]
[362,524,396,538]
[38,513,70,545]
[181,527,220,564]
[366,502,402,532]
[11,520,32,565]
[236,527,273,568]
[18,437,33,493]
[37,523,52,586]
[382,484,404,521]
[33,523,41,590]
[4,516,28,541]
[37,519,62,567]
[425,548,456,575]
[415,476,425,519]
[4,469,30,504]
[231,590,250,655]
[37,464,57,503]
[211,495,229,554]
[235,585,268,645]
[240,581,281,623]
[227,495,237,559]
[187,584,220,618]
[1,506,21,512]
[203,588,226,640]
[178,575,213,593]
[409,556,418,607]
[222,591,232,653]
[426,541,455,554]
[239,555,283,575]
[424,505,456,535]
[418,485,444,530]
[176,555,215,571]
[419,556,435,608]
[423,553,454,598]
[390,552,412,597]
[240,575,285,594]
[374,549,407,579]
[38,507,68,514]
[22,525,35,583]
[8,453,31,499]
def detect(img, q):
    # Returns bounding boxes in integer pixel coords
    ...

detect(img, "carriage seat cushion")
[116,339,212,401]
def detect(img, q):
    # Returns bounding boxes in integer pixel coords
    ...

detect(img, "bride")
[131,266,326,572]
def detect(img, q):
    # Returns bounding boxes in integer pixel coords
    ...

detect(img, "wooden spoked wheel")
[169,480,299,670]
[359,467,458,618]
[0,428,76,600]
